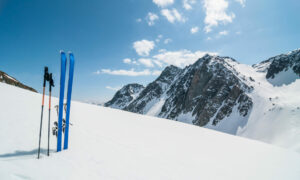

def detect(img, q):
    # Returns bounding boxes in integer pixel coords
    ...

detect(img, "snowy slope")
[203,58,300,152]
[105,50,300,153]
[0,82,300,180]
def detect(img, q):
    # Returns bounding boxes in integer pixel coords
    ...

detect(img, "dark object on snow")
[38,67,50,159]
[47,73,54,156]
[0,70,37,92]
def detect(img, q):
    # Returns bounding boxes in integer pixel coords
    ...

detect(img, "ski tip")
[68,51,73,55]
[60,50,65,54]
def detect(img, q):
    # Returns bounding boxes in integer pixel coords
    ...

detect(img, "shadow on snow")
[0,148,55,158]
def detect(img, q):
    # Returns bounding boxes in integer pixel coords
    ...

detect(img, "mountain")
[254,49,300,86]
[0,70,37,92]
[104,83,145,109]
[106,49,300,151]
[0,83,299,179]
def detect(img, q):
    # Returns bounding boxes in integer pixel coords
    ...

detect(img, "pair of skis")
[57,51,75,152]
[38,67,54,159]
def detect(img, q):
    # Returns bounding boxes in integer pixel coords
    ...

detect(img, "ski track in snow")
[0,82,300,180]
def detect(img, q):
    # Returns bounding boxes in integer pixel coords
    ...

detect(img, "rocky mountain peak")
[104,83,144,109]
[0,70,37,92]
[105,49,299,135]
[254,49,300,86]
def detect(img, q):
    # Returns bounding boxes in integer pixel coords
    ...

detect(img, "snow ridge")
[106,50,300,152]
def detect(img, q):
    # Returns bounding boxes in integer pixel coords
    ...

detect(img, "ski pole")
[38,67,49,159]
[47,73,54,156]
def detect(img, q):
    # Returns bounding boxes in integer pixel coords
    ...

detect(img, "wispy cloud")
[161,8,186,23]
[183,0,196,10]
[164,38,172,44]
[235,0,246,7]
[138,58,155,67]
[203,0,235,33]
[146,12,159,26]
[153,0,174,7]
[105,86,121,91]
[123,58,138,65]
[97,69,159,76]
[190,26,199,34]
[123,58,132,64]
[133,40,155,56]
[152,70,162,76]
[155,34,163,43]
[153,49,218,68]
[219,30,229,36]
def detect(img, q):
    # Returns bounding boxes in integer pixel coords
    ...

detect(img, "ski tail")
[57,51,67,152]
[64,52,75,150]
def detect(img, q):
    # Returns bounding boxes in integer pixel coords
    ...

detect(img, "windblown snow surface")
[0,83,299,180]
[204,59,300,153]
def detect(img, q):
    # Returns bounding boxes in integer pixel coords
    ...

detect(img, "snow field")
[0,82,299,180]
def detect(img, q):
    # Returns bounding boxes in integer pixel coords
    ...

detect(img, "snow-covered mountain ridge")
[0,82,299,179]
[106,49,300,152]
[0,70,37,92]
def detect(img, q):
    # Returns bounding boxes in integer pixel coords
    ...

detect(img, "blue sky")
[0,0,299,102]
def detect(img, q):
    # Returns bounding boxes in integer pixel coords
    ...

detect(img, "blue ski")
[63,52,75,150]
[57,51,67,152]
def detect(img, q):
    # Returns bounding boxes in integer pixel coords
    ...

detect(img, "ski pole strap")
[44,67,49,87]
[42,67,49,106]
[48,73,54,110]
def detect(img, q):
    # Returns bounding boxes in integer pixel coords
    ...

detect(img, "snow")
[146,98,166,116]
[198,60,300,153]
[267,68,299,86]
[176,111,194,124]
[205,103,249,135]
[231,62,300,153]
[4,74,18,82]
[1,82,300,180]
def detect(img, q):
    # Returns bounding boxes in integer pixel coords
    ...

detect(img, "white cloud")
[155,35,163,42]
[236,31,241,35]
[207,37,212,40]
[153,60,163,68]
[235,0,246,7]
[219,30,229,36]
[136,18,142,23]
[203,0,235,33]
[123,58,132,64]
[183,0,197,10]
[133,40,155,56]
[153,49,217,68]
[164,38,172,44]
[161,8,186,23]
[146,12,159,26]
[158,49,167,53]
[105,86,121,91]
[99,68,159,76]
[152,70,162,76]
[190,26,199,34]
[153,0,174,7]
[138,58,155,67]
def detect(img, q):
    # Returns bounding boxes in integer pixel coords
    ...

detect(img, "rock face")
[124,65,181,114]
[254,49,300,86]
[106,55,253,128]
[105,49,300,133]
[0,71,37,92]
[104,83,144,109]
